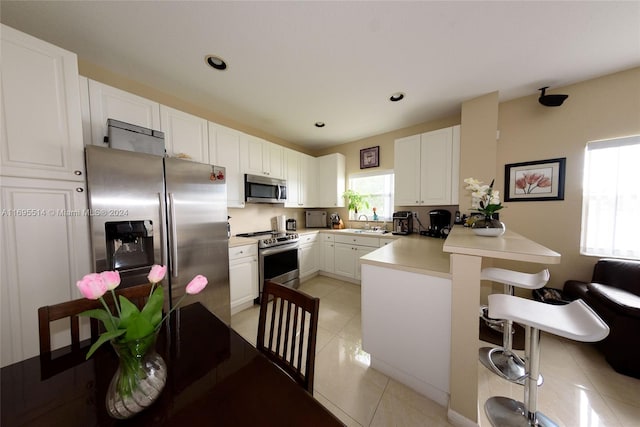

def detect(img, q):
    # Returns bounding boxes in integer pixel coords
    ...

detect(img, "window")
[348,170,394,220]
[581,135,640,259]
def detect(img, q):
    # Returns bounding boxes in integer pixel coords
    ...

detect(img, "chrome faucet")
[358,214,369,230]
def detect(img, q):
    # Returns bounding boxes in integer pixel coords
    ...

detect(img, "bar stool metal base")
[485,396,558,427]
[479,347,543,386]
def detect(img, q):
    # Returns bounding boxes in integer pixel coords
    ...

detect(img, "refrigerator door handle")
[168,192,178,278]
[158,192,167,266]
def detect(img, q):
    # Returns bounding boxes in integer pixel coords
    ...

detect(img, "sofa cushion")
[587,282,640,318]
[592,258,640,297]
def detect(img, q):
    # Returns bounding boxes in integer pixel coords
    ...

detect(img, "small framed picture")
[360,146,379,169]
[504,158,566,201]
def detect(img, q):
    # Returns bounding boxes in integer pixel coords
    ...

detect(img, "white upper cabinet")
[394,125,460,206]
[241,135,284,179]
[209,123,245,208]
[316,153,345,207]
[159,105,209,162]
[87,79,161,147]
[284,149,317,208]
[0,25,84,181]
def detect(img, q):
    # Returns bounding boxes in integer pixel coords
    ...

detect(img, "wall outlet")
[412,211,418,219]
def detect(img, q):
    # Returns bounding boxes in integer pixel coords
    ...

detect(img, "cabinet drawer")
[334,234,379,247]
[228,244,258,260]
[299,233,318,245]
[320,233,335,242]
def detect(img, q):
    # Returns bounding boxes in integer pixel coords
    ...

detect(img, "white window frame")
[347,170,394,221]
[580,135,640,260]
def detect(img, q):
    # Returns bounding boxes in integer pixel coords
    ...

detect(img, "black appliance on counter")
[286,219,297,231]
[392,211,413,235]
[420,209,452,238]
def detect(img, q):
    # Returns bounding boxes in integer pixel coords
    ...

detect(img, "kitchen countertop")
[228,236,259,248]
[360,234,451,279]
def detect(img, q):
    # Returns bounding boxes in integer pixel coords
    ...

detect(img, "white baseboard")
[447,407,479,427]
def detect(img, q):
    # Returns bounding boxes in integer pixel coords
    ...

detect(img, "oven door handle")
[260,242,299,256]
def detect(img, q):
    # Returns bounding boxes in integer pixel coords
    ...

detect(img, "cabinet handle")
[74,170,83,176]
[239,250,244,254]
[76,187,84,192]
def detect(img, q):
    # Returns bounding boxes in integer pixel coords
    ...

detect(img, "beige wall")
[495,67,640,289]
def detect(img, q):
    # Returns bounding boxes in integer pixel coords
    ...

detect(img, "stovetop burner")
[235,230,299,248]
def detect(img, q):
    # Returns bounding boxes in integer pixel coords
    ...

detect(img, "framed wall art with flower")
[504,157,566,201]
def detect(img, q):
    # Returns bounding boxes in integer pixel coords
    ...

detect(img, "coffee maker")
[421,209,452,238]
[392,211,413,235]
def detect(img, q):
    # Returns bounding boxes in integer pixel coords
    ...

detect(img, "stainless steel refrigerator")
[85,145,230,324]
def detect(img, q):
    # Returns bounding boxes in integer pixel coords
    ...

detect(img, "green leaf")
[78,309,116,333]
[85,329,126,359]
[122,311,155,341]
[118,296,141,329]
[142,286,164,328]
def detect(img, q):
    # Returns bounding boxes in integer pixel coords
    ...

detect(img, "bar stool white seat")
[480,268,550,385]
[484,294,609,427]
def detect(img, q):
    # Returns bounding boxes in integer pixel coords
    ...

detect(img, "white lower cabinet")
[0,176,92,367]
[331,234,380,280]
[228,244,258,315]
[320,233,335,273]
[298,233,320,280]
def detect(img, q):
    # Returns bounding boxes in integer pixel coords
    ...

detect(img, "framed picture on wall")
[360,146,379,169]
[504,157,566,201]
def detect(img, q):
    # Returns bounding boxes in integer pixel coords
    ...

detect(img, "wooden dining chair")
[257,280,320,394]
[38,282,153,355]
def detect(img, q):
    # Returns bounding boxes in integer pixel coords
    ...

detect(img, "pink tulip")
[147,265,167,284]
[77,273,107,300]
[100,270,121,290]
[185,275,208,295]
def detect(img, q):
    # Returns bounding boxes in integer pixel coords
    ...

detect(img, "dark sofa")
[564,258,640,378]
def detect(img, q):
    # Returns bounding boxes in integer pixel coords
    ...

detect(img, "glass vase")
[106,331,167,419]
[472,215,506,237]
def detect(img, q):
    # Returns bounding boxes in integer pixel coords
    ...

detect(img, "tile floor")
[231,275,640,427]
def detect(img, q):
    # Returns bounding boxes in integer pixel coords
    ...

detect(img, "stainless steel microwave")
[244,174,287,204]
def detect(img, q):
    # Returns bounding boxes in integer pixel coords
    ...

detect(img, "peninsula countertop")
[443,226,561,264]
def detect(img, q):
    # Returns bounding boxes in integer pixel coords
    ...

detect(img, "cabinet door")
[322,241,335,273]
[301,153,318,207]
[88,80,160,147]
[209,123,244,208]
[393,134,422,205]
[316,153,345,207]
[420,127,453,206]
[265,142,284,179]
[0,25,84,181]
[284,148,301,207]
[299,241,319,278]
[1,177,92,366]
[241,135,265,176]
[229,255,258,315]
[160,105,208,163]
[334,243,356,278]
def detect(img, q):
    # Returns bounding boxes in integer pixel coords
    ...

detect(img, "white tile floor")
[231,276,640,427]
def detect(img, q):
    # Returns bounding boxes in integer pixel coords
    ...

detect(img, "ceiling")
[1,1,639,150]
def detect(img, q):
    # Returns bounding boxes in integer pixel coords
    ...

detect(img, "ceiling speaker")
[538,87,568,107]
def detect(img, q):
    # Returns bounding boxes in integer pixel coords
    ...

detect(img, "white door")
[88,80,160,147]
[229,255,258,314]
[1,176,92,367]
[420,127,453,205]
[209,123,245,208]
[322,241,335,273]
[0,25,84,181]
[160,105,209,162]
[393,134,422,205]
[334,243,355,278]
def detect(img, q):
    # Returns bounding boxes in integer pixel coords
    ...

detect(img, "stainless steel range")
[235,230,300,301]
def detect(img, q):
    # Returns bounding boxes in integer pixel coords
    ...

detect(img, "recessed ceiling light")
[389,92,405,102]
[205,55,227,71]
[315,122,325,128]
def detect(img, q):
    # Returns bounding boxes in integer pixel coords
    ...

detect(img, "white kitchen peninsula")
[360,227,560,427]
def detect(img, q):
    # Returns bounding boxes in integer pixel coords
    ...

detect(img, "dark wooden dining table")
[1,302,345,426]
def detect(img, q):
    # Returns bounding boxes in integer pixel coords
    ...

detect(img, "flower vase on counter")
[471,214,506,237]
[464,177,506,237]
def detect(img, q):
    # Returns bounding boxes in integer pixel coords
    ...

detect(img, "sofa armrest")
[592,259,640,297]
[587,282,640,318]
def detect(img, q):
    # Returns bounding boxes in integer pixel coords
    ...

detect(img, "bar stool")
[484,294,609,427]
[479,268,550,385]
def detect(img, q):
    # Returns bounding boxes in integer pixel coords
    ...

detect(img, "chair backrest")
[256,281,320,394]
[38,282,153,355]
